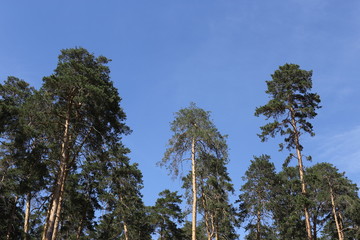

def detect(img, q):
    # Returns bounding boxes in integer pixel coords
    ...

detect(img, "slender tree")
[184,152,238,240]
[159,103,227,240]
[255,63,321,240]
[238,155,277,240]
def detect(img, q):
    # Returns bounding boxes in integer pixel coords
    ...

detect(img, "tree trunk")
[76,218,84,240]
[290,109,312,240]
[256,209,261,240]
[43,108,71,240]
[201,191,213,240]
[312,214,317,240]
[191,137,197,240]
[51,169,68,240]
[329,184,344,240]
[123,222,129,240]
[24,193,31,240]
[295,146,312,240]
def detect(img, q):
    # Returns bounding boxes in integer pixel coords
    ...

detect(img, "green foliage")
[3,51,360,240]
[238,155,277,240]
[181,221,208,240]
[255,63,321,153]
[307,163,360,239]
[195,153,239,240]
[150,190,184,240]
[160,102,227,177]
[95,145,152,240]
[0,76,48,239]
[271,167,306,239]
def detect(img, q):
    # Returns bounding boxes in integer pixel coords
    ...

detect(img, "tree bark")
[290,109,312,240]
[51,169,68,240]
[76,218,84,240]
[329,184,344,240]
[256,209,261,240]
[295,146,312,240]
[201,191,213,240]
[24,193,31,240]
[123,222,129,240]
[191,137,197,240]
[43,107,71,240]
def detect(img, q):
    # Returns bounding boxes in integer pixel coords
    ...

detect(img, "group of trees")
[0,48,359,239]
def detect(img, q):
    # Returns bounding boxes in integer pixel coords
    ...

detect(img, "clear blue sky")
[1,1,360,238]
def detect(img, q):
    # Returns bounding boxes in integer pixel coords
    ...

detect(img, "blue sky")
[1,0,360,237]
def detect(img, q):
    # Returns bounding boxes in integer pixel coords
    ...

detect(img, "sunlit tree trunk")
[24,193,31,240]
[329,183,344,240]
[123,222,129,240]
[51,169,68,240]
[291,108,312,240]
[43,108,71,240]
[191,137,197,240]
[256,209,261,240]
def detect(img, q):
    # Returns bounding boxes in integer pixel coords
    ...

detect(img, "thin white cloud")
[312,125,360,182]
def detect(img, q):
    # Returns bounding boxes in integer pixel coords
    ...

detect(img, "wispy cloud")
[312,125,360,184]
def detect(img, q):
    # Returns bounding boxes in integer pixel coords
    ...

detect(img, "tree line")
[0,47,359,240]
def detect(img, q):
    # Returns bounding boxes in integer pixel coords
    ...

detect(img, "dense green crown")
[255,63,321,151]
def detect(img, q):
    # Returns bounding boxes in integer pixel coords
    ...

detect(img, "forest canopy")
[1,48,359,240]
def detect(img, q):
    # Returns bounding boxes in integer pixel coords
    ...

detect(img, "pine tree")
[159,103,227,240]
[0,76,48,239]
[307,163,360,240]
[39,47,130,240]
[150,190,184,240]
[271,167,306,239]
[185,152,238,240]
[95,145,152,240]
[238,155,277,240]
[255,63,321,240]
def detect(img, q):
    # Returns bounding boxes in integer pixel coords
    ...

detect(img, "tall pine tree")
[255,63,321,240]
[39,48,130,240]
[160,103,228,240]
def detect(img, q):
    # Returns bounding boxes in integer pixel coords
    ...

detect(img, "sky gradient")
[1,1,360,238]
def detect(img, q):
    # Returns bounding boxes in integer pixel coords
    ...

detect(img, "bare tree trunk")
[24,193,31,240]
[256,209,261,240]
[295,146,312,240]
[43,109,71,240]
[290,109,312,240]
[329,185,344,240]
[52,169,68,240]
[76,218,84,240]
[191,137,197,240]
[123,222,129,240]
